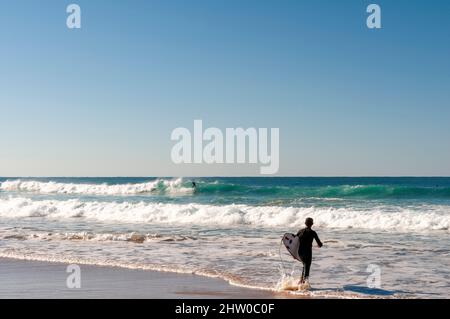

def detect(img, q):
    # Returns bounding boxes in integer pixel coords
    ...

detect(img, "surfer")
[191,182,197,192]
[296,217,322,286]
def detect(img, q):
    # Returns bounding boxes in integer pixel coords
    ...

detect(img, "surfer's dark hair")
[305,217,314,227]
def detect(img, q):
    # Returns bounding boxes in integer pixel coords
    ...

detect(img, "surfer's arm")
[314,232,323,248]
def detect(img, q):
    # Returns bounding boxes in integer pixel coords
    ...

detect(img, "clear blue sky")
[0,0,449,176]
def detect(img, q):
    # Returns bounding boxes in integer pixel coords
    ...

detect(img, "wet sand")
[0,257,287,299]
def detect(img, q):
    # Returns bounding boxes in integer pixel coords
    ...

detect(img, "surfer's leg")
[299,256,306,283]
[300,263,305,283]
[304,256,312,279]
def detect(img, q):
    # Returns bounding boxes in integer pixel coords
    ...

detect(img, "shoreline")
[0,257,300,299]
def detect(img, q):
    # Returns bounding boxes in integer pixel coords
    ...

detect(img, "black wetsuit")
[296,227,322,280]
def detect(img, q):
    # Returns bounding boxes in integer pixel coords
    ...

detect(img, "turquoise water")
[0,177,449,298]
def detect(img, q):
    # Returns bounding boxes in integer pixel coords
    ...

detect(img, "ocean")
[0,177,449,298]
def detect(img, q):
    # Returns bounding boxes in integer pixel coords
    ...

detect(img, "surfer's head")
[305,217,314,228]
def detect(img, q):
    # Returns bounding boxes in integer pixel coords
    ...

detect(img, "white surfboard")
[282,233,301,261]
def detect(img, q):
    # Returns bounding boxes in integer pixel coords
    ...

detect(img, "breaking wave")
[0,178,193,195]
[2,179,450,199]
[0,197,448,232]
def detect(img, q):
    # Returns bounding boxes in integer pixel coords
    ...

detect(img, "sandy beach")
[0,257,283,299]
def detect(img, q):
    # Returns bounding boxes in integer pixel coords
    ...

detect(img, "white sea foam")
[0,230,197,243]
[0,197,448,232]
[0,178,193,195]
